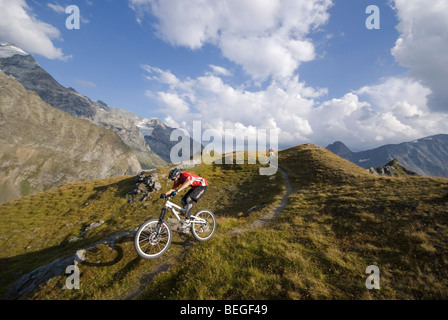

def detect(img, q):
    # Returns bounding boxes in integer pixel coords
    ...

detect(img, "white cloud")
[357,77,431,113]
[208,65,231,77]
[130,0,332,80]
[145,65,448,151]
[47,3,65,13]
[0,0,68,60]
[311,77,448,150]
[156,92,190,116]
[142,65,180,86]
[391,0,448,112]
[144,65,323,146]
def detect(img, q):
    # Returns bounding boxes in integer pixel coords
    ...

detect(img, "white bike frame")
[165,199,207,225]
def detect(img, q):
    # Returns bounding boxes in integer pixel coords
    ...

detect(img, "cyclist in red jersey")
[161,168,208,225]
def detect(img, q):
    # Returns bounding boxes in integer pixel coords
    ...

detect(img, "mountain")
[0,42,165,169]
[137,118,203,163]
[326,134,448,177]
[0,71,141,204]
[0,42,96,117]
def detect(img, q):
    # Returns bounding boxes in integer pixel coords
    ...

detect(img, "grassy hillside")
[138,145,448,300]
[1,145,447,299]
[0,153,283,299]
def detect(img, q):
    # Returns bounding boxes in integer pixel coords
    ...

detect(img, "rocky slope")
[326,135,448,177]
[0,71,141,204]
[367,159,419,177]
[0,43,165,169]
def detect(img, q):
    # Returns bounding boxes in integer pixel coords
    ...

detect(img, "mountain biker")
[161,168,208,227]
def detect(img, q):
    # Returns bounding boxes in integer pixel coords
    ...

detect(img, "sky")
[0,0,447,151]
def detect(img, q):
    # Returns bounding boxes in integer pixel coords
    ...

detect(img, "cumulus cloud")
[311,77,448,150]
[135,0,448,150]
[143,65,323,146]
[130,0,332,80]
[391,0,448,112]
[0,0,67,60]
[144,64,448,150]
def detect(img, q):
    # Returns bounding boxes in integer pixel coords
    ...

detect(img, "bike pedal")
[177,227,190,234]
[177,224,190,234]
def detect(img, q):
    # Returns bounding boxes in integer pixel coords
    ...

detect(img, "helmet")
[168,168,182,180]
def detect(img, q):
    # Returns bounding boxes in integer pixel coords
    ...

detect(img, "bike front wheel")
[134,219,172,259]
[191,209,216,241]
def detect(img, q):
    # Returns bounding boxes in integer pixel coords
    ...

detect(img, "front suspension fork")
[156,207,167,233]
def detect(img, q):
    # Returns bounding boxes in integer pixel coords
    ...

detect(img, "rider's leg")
[181,187,207,220]
[181,191,194,219]
[184,197,194,219]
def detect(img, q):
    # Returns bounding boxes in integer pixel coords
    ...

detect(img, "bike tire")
[134,218,172,259]
[191,209,216,241]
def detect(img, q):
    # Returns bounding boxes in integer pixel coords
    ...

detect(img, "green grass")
[1,146,448,299]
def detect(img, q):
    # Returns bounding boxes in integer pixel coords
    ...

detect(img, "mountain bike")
[134,195,217,259]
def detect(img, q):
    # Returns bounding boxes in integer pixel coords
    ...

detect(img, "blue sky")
[1,0,447,151]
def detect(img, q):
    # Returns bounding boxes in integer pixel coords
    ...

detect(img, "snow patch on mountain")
[136,118,165,138]
[0,42,28,58]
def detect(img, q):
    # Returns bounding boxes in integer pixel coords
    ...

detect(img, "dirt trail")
[229,167,292,234]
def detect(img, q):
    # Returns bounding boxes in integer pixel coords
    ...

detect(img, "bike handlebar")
[161,194,175,200]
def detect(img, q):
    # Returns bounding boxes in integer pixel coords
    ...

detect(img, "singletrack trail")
[228,167,292,235]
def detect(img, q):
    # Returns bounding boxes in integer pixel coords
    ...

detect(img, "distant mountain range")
[0,71,141,203]
[0,42,169,169]
[0,42,198,203]
[326,134,448,177]
[0,42,201,164]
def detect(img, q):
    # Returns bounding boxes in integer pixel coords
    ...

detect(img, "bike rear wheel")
[134,219,172,259]
[191,209,216,241]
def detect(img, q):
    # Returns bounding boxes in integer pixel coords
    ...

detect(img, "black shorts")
[181,186,207,204]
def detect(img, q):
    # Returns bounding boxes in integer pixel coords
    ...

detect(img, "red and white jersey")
[173,172,208,189]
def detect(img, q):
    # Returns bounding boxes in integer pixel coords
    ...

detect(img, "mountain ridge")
[0,43,165,169]
[326,134,448,177]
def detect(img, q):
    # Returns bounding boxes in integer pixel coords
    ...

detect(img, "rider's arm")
[165,189,176,196]
[177,176,192,192]
[165,177,192,196]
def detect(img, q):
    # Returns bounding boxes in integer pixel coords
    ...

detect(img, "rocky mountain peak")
[326,141,352,156]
